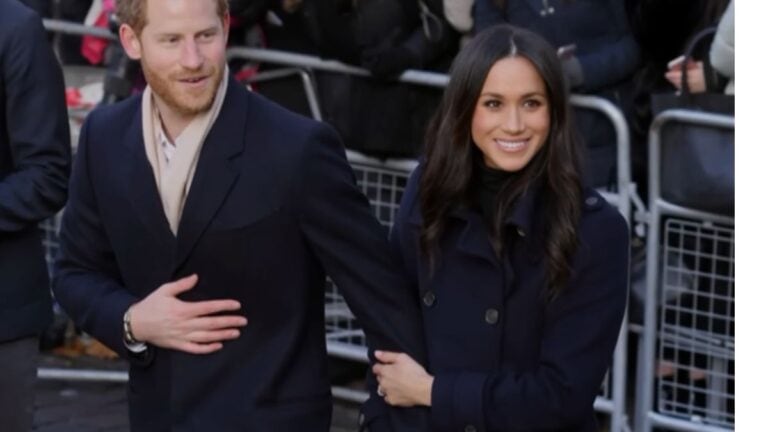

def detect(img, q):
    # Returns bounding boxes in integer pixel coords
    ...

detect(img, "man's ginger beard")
[141,56,223,117]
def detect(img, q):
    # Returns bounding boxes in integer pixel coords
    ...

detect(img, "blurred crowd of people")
[26,0,734,170]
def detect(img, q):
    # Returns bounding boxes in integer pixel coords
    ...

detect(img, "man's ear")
[119,23,142,60]
[221,13,230,46]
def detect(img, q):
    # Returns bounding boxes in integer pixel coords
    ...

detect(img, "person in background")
[664,0,734,95]
[299,0,460,158]
[443,0,474,45]
[707,0,734,94]
[474,0,639,96]
[626,0,729,199]
[0,0,71,430]
[369,25,629,431]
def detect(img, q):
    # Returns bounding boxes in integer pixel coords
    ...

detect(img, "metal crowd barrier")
[634,109,735,432]
[39,20,636,428]
[570,95,632,432]
[43,18,114,40]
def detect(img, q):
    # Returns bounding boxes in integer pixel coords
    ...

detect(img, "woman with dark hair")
[365,25,629,431]
[473,0,640,188]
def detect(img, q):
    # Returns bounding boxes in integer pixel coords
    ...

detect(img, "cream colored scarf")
[141,68,229,235]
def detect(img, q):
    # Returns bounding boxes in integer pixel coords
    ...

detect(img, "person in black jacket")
[0,0,71,430]
[53,0,428,430]
[369,25,629,431]
[278,0,459,157]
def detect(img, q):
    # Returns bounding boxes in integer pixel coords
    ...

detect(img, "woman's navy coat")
[391,165,629,431]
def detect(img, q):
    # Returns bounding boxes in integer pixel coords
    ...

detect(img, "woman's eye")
[523,99,542,109]
[484,100,501,108]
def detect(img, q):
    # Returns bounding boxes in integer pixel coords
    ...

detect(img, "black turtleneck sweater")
[471,158,517,230]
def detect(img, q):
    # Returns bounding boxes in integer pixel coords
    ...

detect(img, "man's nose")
[179,39,204,70]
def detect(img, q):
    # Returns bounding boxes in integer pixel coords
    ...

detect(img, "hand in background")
[129,274,247,354]
[372,350,434,407]
[281,0,302,13]
[665,58,706,93]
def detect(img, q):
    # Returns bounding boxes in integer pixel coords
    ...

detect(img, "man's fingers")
[372,363,383,376]
[176,341,223,355]
[187,329,241,343]
[162,274,199,296]
[186,299,242,317]
[374,350,400,364]
[189,315,248,331]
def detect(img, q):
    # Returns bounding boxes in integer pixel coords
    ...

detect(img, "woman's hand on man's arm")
[372,350,434,407]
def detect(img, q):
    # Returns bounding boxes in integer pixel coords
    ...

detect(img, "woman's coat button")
[423,291,436,307]
[485,308,499,325]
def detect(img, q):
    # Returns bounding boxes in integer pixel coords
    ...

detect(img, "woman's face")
[470,56,551,172]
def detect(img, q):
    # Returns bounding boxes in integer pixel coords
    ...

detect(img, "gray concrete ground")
[35,353,362,432]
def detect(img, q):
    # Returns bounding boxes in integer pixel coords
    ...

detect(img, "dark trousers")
[0,337,38,432]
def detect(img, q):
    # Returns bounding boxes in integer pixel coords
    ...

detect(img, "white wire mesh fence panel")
[655,218,734,429]
[41,214,63,276]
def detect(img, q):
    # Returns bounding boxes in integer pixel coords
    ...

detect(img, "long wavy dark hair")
[419,24,583,298]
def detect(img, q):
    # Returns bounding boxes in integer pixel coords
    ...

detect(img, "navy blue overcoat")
[54,78,427,431]
[388,165,628,431]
